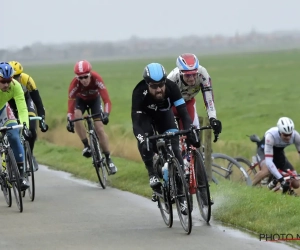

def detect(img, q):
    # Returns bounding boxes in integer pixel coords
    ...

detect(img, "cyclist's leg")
[186,98,200,129]
[89,97,117,174]
[136,115,159,189]
[1,104,29,190]
[74,97,90,157]
[27,97,37,152]
[252,147,270,186]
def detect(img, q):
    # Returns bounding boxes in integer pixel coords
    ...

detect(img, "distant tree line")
[1,30,300,63]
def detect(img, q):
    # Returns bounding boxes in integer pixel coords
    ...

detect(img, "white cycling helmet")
[277,117,294,134]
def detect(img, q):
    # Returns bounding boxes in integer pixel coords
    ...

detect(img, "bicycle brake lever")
[213,132,219,143]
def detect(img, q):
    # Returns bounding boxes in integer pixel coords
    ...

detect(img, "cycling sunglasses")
[147,81,165,89]
[181,70,198,78]
[0,78,12,84]
[77,74,90,80]
[281,132,292,137]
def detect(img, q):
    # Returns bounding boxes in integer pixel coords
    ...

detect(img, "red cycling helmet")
[74,60,92,76]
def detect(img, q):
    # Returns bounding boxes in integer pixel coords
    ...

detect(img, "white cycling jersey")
[264,127,300,179]
[167,66,216,119]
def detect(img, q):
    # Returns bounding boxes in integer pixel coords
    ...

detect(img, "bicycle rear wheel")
[1,173,12,207]
[22,141,35,201]
[193,149,211,223]
[90,133,107,189]
[170,157,192,235]
[7,148,23,212]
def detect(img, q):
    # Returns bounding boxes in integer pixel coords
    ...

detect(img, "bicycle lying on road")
[69,109,112,189]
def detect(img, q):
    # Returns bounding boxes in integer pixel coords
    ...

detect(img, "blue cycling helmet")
[0,62,14,79]
[143,63,167,83]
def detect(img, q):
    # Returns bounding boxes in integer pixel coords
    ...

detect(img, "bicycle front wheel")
[157,183,173,228]
[1,173,12,207]
[23,141,35,201]
[212,153,252,186]
[154,158,173,228]
[90,133,107,189]
[193,150,211,223]
[7,148,23,212]
[170,157,192,235]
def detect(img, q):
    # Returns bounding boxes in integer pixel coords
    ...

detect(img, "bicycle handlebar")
[69,112,103,123]
[146,126,215,150]
[0,124,23,132]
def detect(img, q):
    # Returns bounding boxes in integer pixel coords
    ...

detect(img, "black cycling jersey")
[131,79,192,142]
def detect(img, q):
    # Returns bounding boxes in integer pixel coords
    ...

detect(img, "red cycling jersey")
[67,71,111,119]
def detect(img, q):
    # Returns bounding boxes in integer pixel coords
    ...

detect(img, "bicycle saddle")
[249,134,261,143]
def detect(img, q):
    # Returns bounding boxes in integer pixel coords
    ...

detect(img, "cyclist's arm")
[199,67,216,119]
[170,81,193,130]
[94,74,111,114]
[67,79,78,120]
[131,88,147,143]
[30,90,45,117]
[293,131,300,157]
[23,74,46,117]
[264,133,283,179]
[13,80,29,127]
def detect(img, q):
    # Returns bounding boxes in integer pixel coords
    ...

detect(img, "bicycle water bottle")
[162,162,169,184]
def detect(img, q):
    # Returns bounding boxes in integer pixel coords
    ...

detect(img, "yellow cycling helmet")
[8,61,23,76]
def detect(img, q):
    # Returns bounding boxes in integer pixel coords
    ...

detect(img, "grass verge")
[34,140,300,247]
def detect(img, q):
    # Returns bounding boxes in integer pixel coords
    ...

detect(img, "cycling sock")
[82,138,89,148]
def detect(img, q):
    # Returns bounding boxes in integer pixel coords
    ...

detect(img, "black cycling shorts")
[257,147,294,171]
[75,96,103,119]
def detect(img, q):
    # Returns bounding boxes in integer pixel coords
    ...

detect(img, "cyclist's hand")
[187,128,200,148]
[281,180,290,194]
[39,116,49,132]
[209,118,222,134]
[101,112,109,125]
[66,119,74,133]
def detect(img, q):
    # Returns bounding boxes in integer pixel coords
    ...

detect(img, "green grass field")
[23,49,300,246]
[29,48,300,164]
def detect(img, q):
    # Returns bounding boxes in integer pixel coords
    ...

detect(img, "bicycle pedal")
[151,193,158,202]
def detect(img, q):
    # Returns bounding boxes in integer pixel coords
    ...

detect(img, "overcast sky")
[1,0,300,49]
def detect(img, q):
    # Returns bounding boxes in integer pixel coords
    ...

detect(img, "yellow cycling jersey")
[0,79,29,127]
[18,72,37,92]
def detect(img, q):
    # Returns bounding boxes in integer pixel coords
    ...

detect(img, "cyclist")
[66,60,117,174]
[252,117,300,193]
[0,62,30,190]
[167,53,222,136]
[8,61,48,171]
[131,62,199,213]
